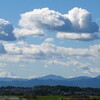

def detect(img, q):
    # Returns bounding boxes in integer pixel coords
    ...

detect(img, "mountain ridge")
[35,74,66,80]
[0,74,100,88]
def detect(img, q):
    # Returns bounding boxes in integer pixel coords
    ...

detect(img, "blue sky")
[0,0,100,78]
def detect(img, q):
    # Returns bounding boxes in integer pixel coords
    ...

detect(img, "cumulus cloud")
[18,8,72,31]
[0,19,16,41]
[14,7,99,41]
[66,7,99,33]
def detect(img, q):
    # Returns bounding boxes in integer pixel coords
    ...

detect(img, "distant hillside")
[36,74,66,80]
[95,75,100,79]
[0,75,100,88]
[67,76,92,81]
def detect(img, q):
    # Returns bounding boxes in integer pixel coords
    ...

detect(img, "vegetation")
[0,85,100,99]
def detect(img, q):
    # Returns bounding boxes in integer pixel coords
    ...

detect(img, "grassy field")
[35,96,100,100]
[36,96,64,99]
[90,96,100,100]
[0,96,100,100]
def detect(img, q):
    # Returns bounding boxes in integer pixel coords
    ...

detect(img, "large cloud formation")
[4,42,100,60]
[0,19,16,41]
[14,7,99,41]
[1,41,100,75]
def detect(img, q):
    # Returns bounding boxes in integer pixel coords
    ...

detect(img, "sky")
[0,0,100,79]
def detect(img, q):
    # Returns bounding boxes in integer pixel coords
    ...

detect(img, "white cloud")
[0,62,6,67]
[19,8,66,29]
[66,7,98,33]
[45,60,89,68]
[83,67,100,74]
[0,43,6,54]
[0,71,20,78]
[29,75,37,79]
[14,7,99,41]
[3,42,100,63]
[5,42,87,58]
[0,54,24,63]
[45,38,54,43]
[57,32,99,41]
[14,28,45,38]
[0,19,16,41]
[0,7,99,77]
[0,41,100,77]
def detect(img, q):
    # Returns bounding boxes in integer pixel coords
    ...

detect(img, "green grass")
[36,96,100,100]
[36,96,64,99]
[90,96,100,100]
[0,96,100,100]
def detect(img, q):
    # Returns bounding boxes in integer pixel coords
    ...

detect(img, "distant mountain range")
[0,74,100,88]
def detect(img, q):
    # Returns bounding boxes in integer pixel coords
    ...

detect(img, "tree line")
[0,85,100,97]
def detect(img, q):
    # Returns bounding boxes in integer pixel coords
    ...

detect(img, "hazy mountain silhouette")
[36,74,66,80]
[0,75,100,88]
